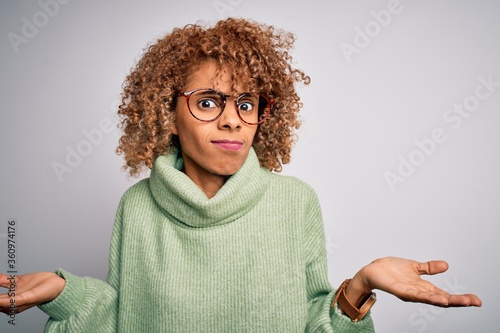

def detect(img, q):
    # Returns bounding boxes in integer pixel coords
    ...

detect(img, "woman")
[0,18,481,332]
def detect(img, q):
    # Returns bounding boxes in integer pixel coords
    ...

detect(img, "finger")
[420,292,483,308]
[0,301,31,315]
[416,260,449,275]
[447,294,483,307]
[0,289,36,315]
[427,293,450,307]
[0,273,9,288]
[398,288,450,307]
[0,273,17,289]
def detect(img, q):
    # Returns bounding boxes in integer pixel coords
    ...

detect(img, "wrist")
[345,269,373,308]
[331,278,376,322]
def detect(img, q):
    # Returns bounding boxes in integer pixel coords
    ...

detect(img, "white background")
[1,0,498,332]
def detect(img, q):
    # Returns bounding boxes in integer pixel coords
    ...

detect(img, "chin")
[213,157,246,175]
[215,169,238,177]
[214,164,242,177]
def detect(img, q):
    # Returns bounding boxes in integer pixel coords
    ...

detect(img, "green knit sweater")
[39,148,375,332]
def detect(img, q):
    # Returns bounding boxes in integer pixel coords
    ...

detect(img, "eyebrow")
[194,89,257,98]
[197,91,220,97]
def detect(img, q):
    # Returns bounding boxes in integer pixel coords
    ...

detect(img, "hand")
[346,257,482,308]
[0,272,65,314]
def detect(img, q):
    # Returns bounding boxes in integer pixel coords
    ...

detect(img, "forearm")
[39,269,118,333]
[344,267,373,308]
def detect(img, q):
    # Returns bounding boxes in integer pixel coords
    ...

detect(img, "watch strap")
[331,279,376,322]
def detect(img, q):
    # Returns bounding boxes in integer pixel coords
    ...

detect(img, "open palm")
[0,272,65,314]
[361,257,482,307]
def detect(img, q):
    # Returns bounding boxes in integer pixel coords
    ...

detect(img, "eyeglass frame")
[177,88,275,125]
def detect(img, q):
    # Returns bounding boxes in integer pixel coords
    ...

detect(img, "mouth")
[211,140,243,151]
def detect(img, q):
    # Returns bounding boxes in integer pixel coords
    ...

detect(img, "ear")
[164,95,178,135]
[170,105,178,135]
[171,121,178,135]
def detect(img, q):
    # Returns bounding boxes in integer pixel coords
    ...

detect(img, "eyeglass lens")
[188,89,271,124]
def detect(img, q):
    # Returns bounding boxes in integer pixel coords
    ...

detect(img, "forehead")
[184,61,251,93]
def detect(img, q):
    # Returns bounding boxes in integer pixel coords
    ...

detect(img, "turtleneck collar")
[149,148,271,228]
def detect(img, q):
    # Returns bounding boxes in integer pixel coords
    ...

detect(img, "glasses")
[178,88,274,125]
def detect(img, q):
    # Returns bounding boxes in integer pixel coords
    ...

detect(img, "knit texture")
[39,148,375,332]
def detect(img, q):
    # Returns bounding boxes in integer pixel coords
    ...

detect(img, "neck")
[183,165,228,199]
[148,146,271,228]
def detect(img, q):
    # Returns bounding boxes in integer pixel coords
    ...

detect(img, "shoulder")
[113,178,159,224]
[269,173,316,192]
[268,173,320,203]
[118,178,153,207]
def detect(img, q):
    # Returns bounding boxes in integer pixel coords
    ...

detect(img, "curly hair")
[116,18,310,177]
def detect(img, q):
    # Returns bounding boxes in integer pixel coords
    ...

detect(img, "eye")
[196,98,219,111]
[237,98,255,113]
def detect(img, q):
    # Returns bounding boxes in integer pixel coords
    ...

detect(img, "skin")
[172,61,258,198]
[0,272,65,314]
[346,258,482,309]
[0,63,482,318]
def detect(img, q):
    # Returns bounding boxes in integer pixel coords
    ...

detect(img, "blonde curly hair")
[117,18,310,176]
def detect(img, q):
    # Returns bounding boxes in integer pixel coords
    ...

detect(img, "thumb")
[417,260,449,276]
[0,273,16,288]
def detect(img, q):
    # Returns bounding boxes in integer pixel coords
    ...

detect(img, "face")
[172,62,259,184]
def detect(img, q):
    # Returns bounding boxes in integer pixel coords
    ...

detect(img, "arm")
[0,199,125,332]
[303,189,375,333]
[305,257,376,333]
[38,199,125,332]
[38,270,118,333]
[0,260,119,333]
[302,187,481,332]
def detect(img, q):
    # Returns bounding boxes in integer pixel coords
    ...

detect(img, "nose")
[218,99,241,130]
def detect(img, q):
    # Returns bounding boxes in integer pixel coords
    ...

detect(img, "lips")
[211,140,243,151]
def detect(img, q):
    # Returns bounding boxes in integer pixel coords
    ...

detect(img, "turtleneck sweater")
[38,148,375,332]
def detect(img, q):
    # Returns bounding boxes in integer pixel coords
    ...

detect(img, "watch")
[331,279,376,322]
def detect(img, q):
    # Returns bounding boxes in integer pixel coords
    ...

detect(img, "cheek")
[248,127,258,142]
[173,103,192,135]
[177,122,212,151]
[173,111,194,139]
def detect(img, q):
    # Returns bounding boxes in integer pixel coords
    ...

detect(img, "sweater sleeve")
[303,189,375,333]
[37,198,125,333]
